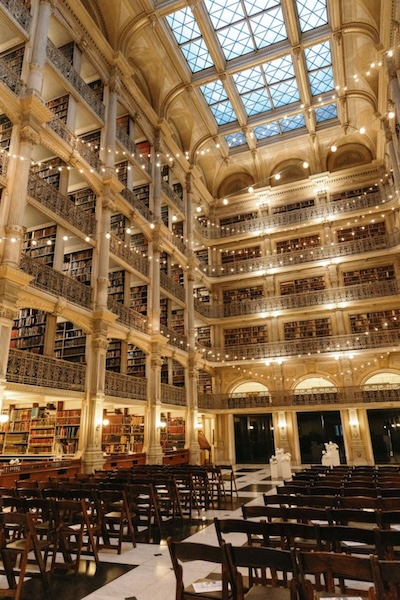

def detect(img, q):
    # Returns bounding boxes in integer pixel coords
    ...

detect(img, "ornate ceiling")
[79,0,395,201]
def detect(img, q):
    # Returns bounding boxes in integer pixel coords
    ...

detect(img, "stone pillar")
[272,411,291,455]
[146,350,164,464]
[96,194,114,309]
[27,0,53,95]
[104,73,120,171]
[384,121,400,191]
[342,408,370,465]
[3,126,39,266]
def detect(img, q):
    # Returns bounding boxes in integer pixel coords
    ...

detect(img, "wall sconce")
[102,418,110,427]
[348,409,360,439]
[278,412,287,440]
[157,421,167,429]
[0,413,9,424]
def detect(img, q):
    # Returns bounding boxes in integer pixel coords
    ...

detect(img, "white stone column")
[27,0,53,94]
[104,74,120,170]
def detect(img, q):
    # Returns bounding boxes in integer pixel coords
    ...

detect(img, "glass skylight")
[315,103,337,123]
[305,41,334,96]
[200,81,237,125]
[225,131,248,147]
[166,7,213,72]
[296,0,328,32]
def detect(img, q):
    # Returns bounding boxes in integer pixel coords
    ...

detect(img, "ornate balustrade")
[195,188,393,241]
[161,180,185,215]
[198,329,400,362]
[75,137,102,171]
[161,382,187,406]
[198,384,400,410]
[121,188,154,222]
[160,324,188,350]
[20,256,92,309]
[109,233,149,277]
[0,150,9,178]
[198,231,400,277]
[194,279,400,319]
[0,0,31,30]
[46,40,105,121]
[163,228,186,254]
[160,271,186,302]
[0,55,21,94]
[105,370,147,400]
[47,118,102,171]
[47,117,76,147]
[28,172,96,237]
[7,349,86,391]
[116,126,136,155]
[107,297,147,333]
[133,148,151,175]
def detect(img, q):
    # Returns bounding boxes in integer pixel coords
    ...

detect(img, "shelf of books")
[68,188,96,213]
[63,248,93,285]
[11,308,47,354]
[160,413,185,451]
[22,225,57,266]
[46,95,69,123]
[0,115,13,149]
[342,264,395,286]
[109,270,125,303]
[55,321,86,363]
[102,411,144,454]
[106,339,122,372]
[55,405,81,455]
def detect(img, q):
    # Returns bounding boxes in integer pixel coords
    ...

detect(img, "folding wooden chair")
[96,489,136,554]
[167,537,231,600]
[371,556,400,599]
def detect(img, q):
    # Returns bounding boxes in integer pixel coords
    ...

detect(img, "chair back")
[371,556,400,599]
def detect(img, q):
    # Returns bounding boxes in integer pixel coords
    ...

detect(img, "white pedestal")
[270,461,279,479]
[280,460,292,480]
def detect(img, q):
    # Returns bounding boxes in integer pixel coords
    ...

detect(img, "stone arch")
[217,172,254,199]
[80,0,108,39]
[362,371,400,385]
[327,143,373,172]
[294,376,337,390]
[271,159,310,187]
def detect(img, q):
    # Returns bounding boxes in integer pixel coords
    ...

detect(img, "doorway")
[234,414,274,464]
[297,411,345,464]
[367,409,400,464]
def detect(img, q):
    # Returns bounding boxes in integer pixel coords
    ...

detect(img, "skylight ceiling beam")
[191,1,227,74]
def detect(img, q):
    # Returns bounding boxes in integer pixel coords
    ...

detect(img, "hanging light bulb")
[331,144,337,152]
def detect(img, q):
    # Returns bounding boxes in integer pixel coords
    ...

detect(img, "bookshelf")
[130,284,148,315]
[160,413,185,451]
[220,212,259,226]
[271,199,315,214]
[102,411,144,454]
[172,220,183,241]
[28,409,56,455]
[161,165,169,184]
[223,286,263,303]
[171,309,184,335]
[224,324,268,347]
[172,359,185,387]
[116,115,130,133]
[136,140,150,157]
[198,370,213,394]
[0,45,24,75]
[195,249,209,264]
[280,276,325,295]
[160,298,168,326]
[173,182,183,199]
[58,42,75,63]
[68,188,96,213]
[276,234,321,254]
[108,270,125,303]
[11,308,47,354]
[110,213,126,239]
[350,309,400,333]
[4,407,31,455]
[46,95,69,123]
[79,130,101,156]
[0,115,13,149]
[337,222,386,243]
[343,265,395,286]
[171,264,184,286]
[116,161,129,186]
[331,186,377,201]
[160,252,168,275]
[161,362,168,384]
[284,318,331,340]
[194,287,210,303]
[88,79,104,101]
[127,345,146,377]
[55,321,86,363]
[22,225,57,266]
[130,233,148,257]
[31,157,65,188]
[55,406,81,455]
[196,326,211,347]
[132,184,150,207]
[106,340,122,372]
[221,246,262,264]
[63,249,93,285]
[161,204,169,226]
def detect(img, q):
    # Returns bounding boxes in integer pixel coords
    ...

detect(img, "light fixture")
[222,198,229,205]
[0,413,9,424]
[157,420,167,429]
[248,186,254,193]
[102,418,110,427]
[302,161,309,169]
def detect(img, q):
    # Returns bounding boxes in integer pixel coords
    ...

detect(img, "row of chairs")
[168,537,400,599]
[264,490,400,510]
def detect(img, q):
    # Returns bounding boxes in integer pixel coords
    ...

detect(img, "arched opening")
[365,372,400,463]
[230,381,274,464]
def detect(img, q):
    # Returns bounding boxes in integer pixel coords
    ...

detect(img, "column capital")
[20,125,40,147]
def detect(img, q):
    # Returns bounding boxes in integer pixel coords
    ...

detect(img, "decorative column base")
[189,441,200,466]
[81,447,105,474]
[146,444,164,465]
[349,441,369,466]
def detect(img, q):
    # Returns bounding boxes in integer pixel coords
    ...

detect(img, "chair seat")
[245,586,291,600]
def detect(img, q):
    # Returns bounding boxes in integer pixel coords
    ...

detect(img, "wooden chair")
[214,517,271,547]
[223,542,299,600]
[284,506,330,525]
[51,498,87,572]
[215,465,238,502]
[374,528,400,560]
[242,504,285,522]
[296,549,376,599]
[371,556,400,599]
[167,537,231,600]
[318,524,376,554]
[327,507,380,529]
[125,482,162,542]
[96,489,136,554]
[0,511,52,600]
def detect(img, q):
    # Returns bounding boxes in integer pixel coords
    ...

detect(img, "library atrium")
[0,0,398,473]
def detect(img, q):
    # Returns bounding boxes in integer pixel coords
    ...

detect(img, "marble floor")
[16,464,281,600]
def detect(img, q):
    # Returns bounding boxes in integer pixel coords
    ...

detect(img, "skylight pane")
[254,122,280,139]
[233,67,264,94]
[250,7,287,49]
[205,0,245,29]
[296,0,327,33]
[181,40,214,72]
[270,79,299,107]
[209,101,237,125]
[315,103,337,122]
[279,114,306,132]
[305,41,331,70]
[165,8,202,44]
[243,0,281,16]
[217,22,254,60]
[309,67,334,95]
[241,89,272,115]
[200,80,227,104]
[264,55,295,84]
[225,131,247,147]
